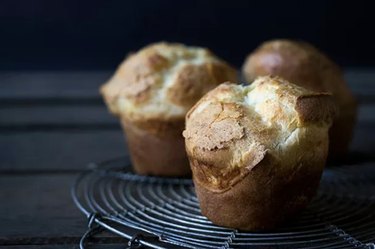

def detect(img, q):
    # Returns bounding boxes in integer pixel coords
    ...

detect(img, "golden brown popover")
[242,40,357,159]
[101,42,237,176]
[184,76,336,230]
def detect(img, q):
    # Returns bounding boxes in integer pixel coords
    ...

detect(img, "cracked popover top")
[242,39,356,121]
[242,40,357,158]
[184,76,336,192]
[100,42,237,124]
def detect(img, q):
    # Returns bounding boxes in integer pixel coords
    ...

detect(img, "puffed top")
[184,76,336,191]
[242,39,356,113]
[101,42,237,124]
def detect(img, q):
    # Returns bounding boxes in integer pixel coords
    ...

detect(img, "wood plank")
[0,106,117,128]
[1,70,372,249]
[358,104,375,123]
[344,70,375,98]
[0,131,127,171]
[0,123,373,172]
[1,104,374,127]
[0,174,179,248]
[0,174,136,248]
[0,174,86,238]
[0,70,374,101]
[351,123,375,155]
[0,103,374,172]
[0,71,110,99]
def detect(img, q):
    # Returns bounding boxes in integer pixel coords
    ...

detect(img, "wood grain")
[0,70,374,100]
[0,131,127,171]
[0,174,86,238]
[0,70,374,248]
[0,71,110,100]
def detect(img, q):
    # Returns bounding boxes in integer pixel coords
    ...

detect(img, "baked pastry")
[242,39,357,159]
[101,42,237,176]
[184,76,336,230]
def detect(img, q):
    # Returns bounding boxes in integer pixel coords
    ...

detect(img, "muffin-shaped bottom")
[193,154,325,231]
[184,78,334,231]
[121,119,191,177]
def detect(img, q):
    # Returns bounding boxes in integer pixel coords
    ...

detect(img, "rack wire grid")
[72,157,375,249]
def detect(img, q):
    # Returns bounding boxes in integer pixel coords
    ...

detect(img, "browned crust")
[187,146,267,192]
[100,42,238,177]
[183,101,245,151]
[194,151,325,231]
[242,39,357,157]
[296,94,337,124]
[185,82,235,120]
[243,40,326,91]
[122,116,185,137]
[184,78,334,230]
[101,42,238,121]
[121,118,191,177]
[190,124,329,230]
[101,51,168,106]
[167,62,237,107]
[185,79,335,191]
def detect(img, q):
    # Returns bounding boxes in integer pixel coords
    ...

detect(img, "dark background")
[1,0,375,70]
[1,1,375,248]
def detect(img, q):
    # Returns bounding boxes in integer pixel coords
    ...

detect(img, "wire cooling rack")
[72,157,375,249]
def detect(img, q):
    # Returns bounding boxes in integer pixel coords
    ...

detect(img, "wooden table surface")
[0,70,374,249]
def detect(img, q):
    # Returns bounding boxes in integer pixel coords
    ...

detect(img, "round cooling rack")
[72,157,375,249]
